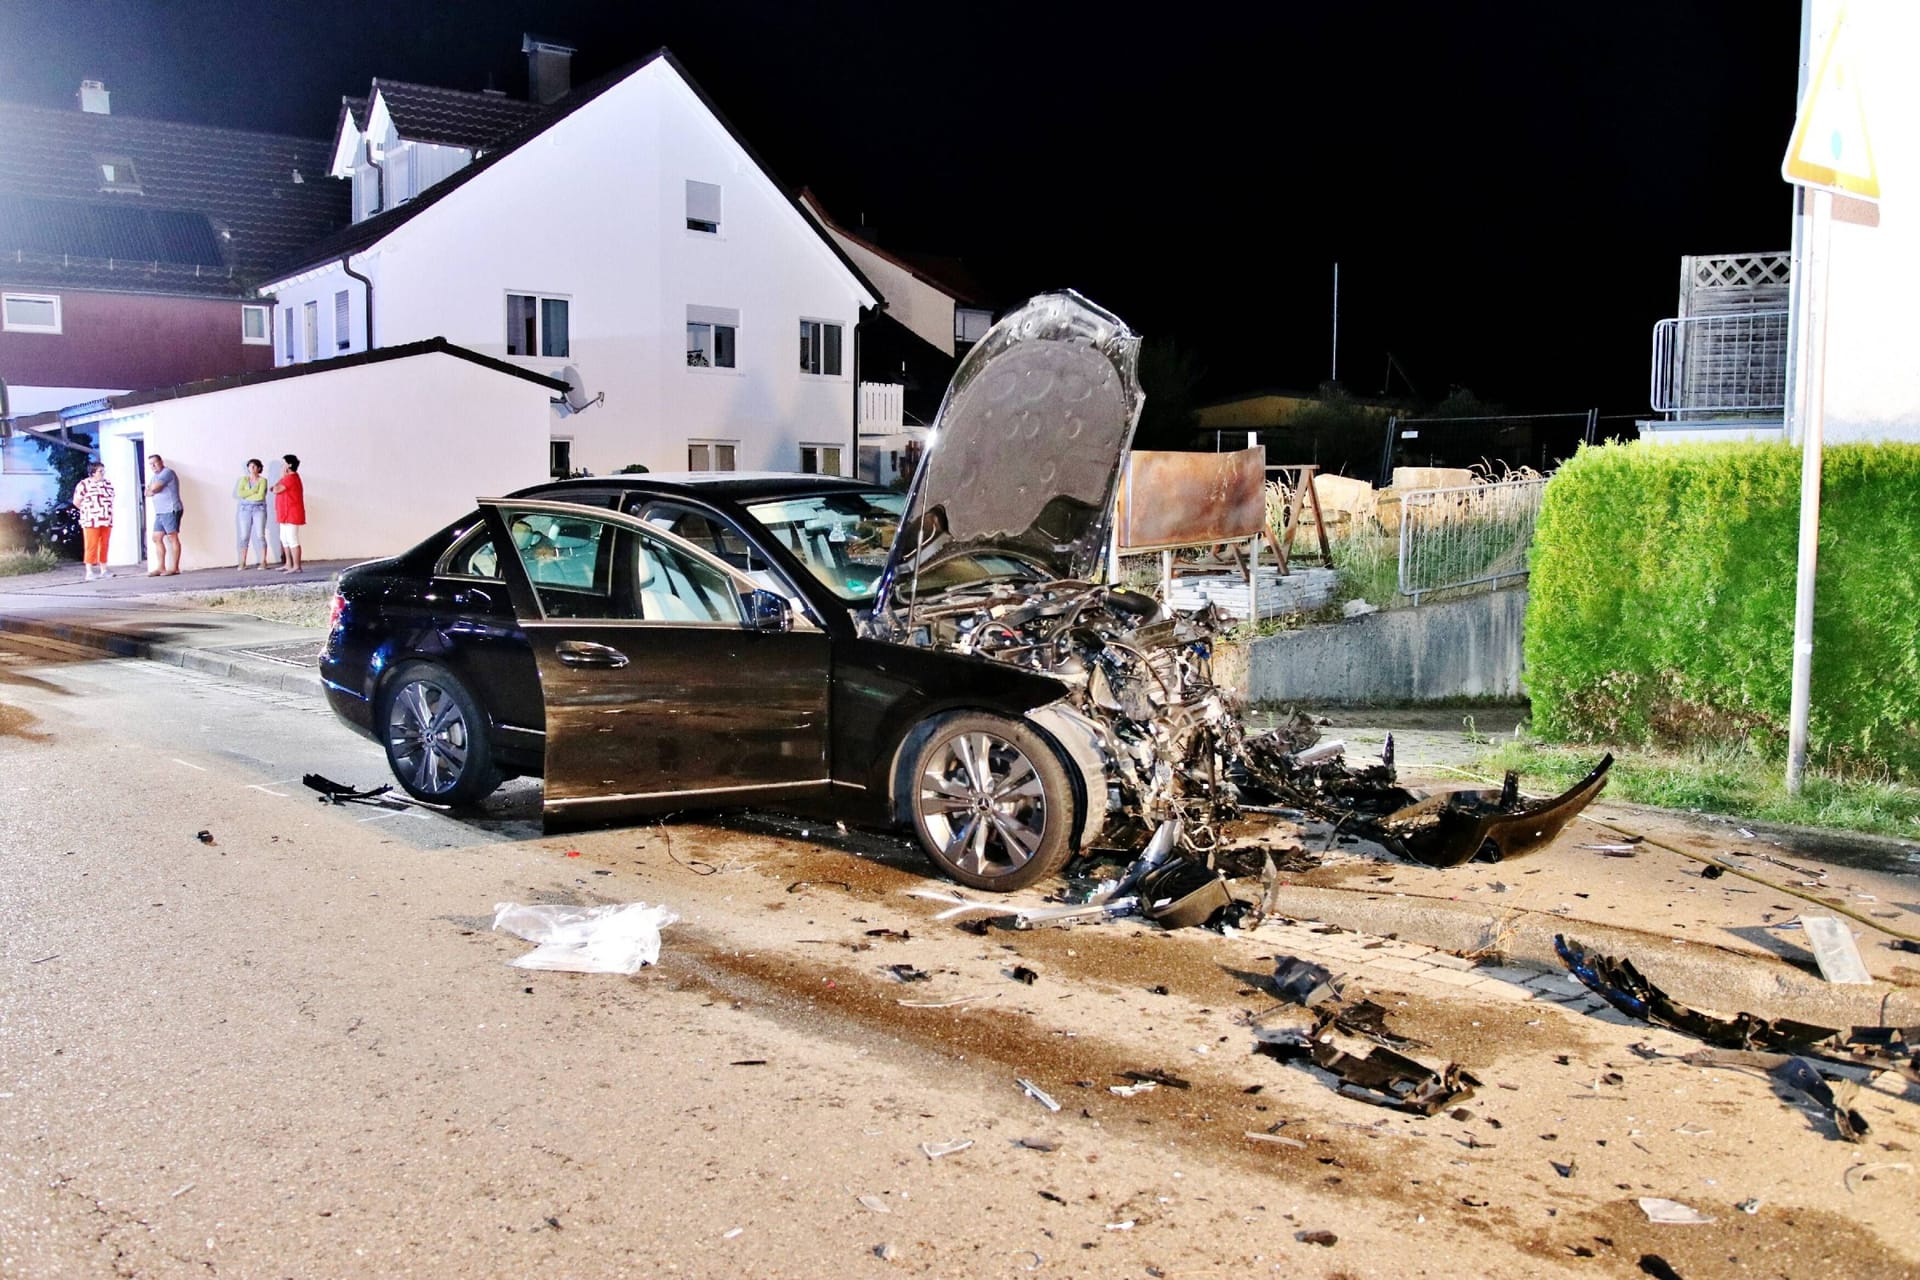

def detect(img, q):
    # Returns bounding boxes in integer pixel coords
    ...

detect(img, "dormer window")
[686,180,721,234]
[96,155,141,193]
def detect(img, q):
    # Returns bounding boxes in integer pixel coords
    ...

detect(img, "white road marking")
[247,778,301,797]
[171,758,208,771]
[356,808,431,824]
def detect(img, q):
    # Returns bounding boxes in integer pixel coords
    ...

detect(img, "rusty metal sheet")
[1113,447,1265,552]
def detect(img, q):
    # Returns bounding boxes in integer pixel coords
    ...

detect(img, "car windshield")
[744,492,906,602]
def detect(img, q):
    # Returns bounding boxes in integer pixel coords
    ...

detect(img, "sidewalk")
[3,564,1917,1029]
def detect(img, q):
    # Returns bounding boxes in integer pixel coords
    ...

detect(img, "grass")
[171,583,335,629]
[1473,734,1920,841]
[0,548,60,577]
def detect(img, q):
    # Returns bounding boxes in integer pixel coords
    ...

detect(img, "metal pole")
[1786,188,1831,793]
[1330,262,1339,385]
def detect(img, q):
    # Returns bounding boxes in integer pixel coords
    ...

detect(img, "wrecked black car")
[320,291,1608,891]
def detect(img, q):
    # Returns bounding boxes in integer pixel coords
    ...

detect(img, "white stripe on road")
[171,758,208,771]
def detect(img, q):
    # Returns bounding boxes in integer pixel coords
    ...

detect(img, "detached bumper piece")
[1242,729,1613,868]
[1556,934,1920,1087]
[1255,1016,1480,1116]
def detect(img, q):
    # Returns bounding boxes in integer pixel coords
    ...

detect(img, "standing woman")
[233,458,268,569]
[73,459,115,581]
[273,453,306,573]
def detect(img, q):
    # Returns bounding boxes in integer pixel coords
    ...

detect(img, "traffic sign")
[1783,4,1880,201]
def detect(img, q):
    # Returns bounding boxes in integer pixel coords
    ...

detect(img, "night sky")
[1,1,1800,415]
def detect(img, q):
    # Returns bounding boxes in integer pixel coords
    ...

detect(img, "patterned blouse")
[73,475,115,528]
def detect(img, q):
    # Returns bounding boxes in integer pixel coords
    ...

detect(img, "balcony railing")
[858,381,904,431]
[1650,311,1789,416]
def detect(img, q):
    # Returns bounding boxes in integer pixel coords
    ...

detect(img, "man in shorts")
[273,453,306,573]
[146,453,183,576]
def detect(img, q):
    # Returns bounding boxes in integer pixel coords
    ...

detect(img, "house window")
[687,440,739,471]
[550,440,573,478]
[241,304,270,345]
[686,305,738,369]
[95,155,141,193]
[1,293,61,334]
[334,290,350,350]
[799,320,842,376]
[508,293,570,358]
[799,444,842,476]
[302,300,319,362]
[283,306,295,361]
[686,180,721,234]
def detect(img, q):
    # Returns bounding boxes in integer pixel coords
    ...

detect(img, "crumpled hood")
[879,291,1143,601]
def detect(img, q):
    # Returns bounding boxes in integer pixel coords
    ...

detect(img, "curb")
[1262,882,1920,1031]
[0,613,323,698]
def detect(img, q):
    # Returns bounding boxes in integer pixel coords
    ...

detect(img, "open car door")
[479,499,832,826]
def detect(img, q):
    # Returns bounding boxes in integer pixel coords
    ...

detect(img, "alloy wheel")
[386,678,471,797]
[915,730,1049,878]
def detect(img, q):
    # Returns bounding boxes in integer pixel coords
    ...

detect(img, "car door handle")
[453,586,494,607]
[555,640,630,669]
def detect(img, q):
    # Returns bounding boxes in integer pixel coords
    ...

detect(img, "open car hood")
[879,292,1143,601]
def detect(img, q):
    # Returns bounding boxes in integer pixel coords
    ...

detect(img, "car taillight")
[328,593,346,630]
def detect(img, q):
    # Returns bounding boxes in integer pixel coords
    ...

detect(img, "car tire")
[379,662,502,807]
[910,713,1077,892]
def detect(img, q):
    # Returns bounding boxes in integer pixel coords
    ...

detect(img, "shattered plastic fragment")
[920,1139,974,1160]
[1017,1078,1061,1112]
[1637,1197,1714,1225]
[1802,916,1872,985]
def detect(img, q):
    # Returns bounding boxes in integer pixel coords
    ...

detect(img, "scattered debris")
[1015,1137,1059,1152]
[1770,1056,1870,1142]
[303,773,395,805]
[1554,935,1920,1084]
[1638,1256,1686,1280]
[1637,1197,1714,1225]
[920,1139,974,1160]
[1295,1230,1338,1247]
[874,1242,897,1262]
[1010,965,1039,985]
[1891,940,1920,956]
[885,964,932,983]
[1109,1080,1158,1098]
[1017,1078,1061,1112]
[1245,1131,1307,1148]
[722,1227,743,1240]
[1551,1159,1578,1178]
[1699,864,1725,880]
[729,1059,767,1067]
[1736,1198,1762,1214]
[1119,1068,1191,1090]
[858,1195,891,1214]
[490,901,677,974]
[1272,956,1342,1007]
[1802,916,1872,985]
[195,830,215,845]
[896,994,986,1009]
[1844,1162,1912,1194]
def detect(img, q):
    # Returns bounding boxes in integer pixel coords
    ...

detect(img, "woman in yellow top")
[233,458,269,569]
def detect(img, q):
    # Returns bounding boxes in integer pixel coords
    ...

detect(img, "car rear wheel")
[911,713,1076,892]
[381,662,502,807]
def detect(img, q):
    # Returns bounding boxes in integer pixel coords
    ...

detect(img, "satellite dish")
[554,365,603,416]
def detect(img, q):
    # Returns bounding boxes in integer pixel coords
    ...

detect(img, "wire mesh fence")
[1396,477,1547,603]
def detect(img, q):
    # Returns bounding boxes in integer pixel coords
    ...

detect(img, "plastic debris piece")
[1736,1198,1761,1214]
[491,901,677,974]
[1109,1080,1158,1098]
[1015,1136,1059,1152]
[1551,1159,1577,1178]
[920,1139,974,1160]
[1245,1131,1307,1148]
[858,1195,891,1214]
[302,773,394,805]
[1844,1161,1912,1194]
[195,830,215,845]
[1296,1230,1338,1246]
[1773,1056,1870,1142]
[886,963,931,983]
[1637,1197,1714,1225]
[1010,965,1039,985]
[1120,1068,1191,1090]
[1638,1256,1685,1280]
[1890,939,1920,955]
[875,1242,897,1261]
[722,1227,743,1239]
[1802,916,1872,985]
[1105,1220,1134,1231]
[1017,1078,1061,1111]
[1272,956,1342,1007]
[1699,864,1725,880]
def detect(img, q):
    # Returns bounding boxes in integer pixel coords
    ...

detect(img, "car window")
[641,503,764,572]
[439,524,502,580]
[743,491,905,603]
[499,507,743,625]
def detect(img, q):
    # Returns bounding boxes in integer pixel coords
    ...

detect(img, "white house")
[257,44,882,481]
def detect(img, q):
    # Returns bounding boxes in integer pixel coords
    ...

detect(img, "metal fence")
[1396,478,1548,604]
[1650,311,1789,415]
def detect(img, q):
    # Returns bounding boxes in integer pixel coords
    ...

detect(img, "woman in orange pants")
[73,459,115,580]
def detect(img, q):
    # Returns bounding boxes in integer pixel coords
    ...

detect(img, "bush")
[1527,440,1920,778]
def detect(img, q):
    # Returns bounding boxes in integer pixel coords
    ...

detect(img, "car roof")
[523,472,891,504]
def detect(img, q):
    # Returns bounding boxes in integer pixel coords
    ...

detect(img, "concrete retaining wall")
[1246,587,1527,704]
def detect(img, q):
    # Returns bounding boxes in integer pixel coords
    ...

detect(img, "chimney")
[78,79,110,114]
[521,35,576,105]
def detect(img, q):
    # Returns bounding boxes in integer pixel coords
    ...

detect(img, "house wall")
[0,288,271,396]
[81,351,550,568]
[268,60,872,478]
[1793,2,1920,443]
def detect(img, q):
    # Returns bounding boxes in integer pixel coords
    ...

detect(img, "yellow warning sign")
[1783,4,1880,201]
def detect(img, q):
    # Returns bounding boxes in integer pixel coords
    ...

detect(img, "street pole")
[1785,187,1831,794]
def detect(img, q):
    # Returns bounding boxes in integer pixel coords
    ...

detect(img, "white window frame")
[283,306,295,362]
[685,179,722,235]
[95,154,141,194]
[241,304,270,345]
[798,442,844,477]
[686,439,740,472]
[302,299,319,362]
[334,290,351,351]
[799,318,844,377]
[507,291,571,359]
[2,293,62,335]
[686,304,739,371]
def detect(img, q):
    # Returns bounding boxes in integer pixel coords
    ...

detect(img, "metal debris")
[302,773,395,805]
[1771,1056,1870,1142]
[1016,1078,1061,1112]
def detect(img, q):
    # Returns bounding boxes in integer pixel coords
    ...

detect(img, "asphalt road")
[3,640,1916,1278]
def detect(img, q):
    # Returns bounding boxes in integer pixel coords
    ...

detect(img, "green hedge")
[1526,441,1920,778]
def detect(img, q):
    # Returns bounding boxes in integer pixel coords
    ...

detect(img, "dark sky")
[1,1,1800,414]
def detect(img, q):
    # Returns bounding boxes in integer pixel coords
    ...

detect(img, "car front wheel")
[910,713,1076,892]
[381,662,502,807]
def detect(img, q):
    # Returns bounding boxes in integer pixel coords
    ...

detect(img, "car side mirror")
[741,589,791,633]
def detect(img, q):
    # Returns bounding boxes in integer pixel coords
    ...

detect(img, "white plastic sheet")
[492,901,678,974]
